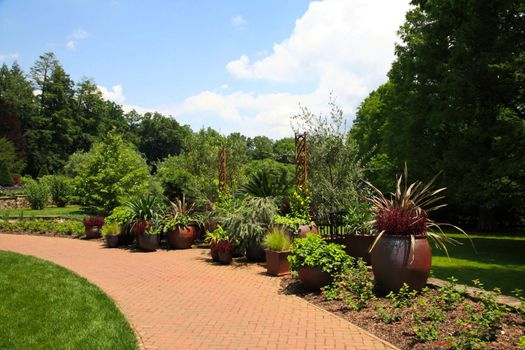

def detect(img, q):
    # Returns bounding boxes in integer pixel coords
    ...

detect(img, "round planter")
[246,243,266,262]
[265,250,290,276]
[118,232,135,246]
[342,235,376,265]
[298,266,332,291]
[218,251,232,265]
[167,226,196,249]
[84,225,101,239]
[297,223,318,238]
[371,235,431,293]
[105,235,119,248]
[210,243,219,262]
[137,233,160,252]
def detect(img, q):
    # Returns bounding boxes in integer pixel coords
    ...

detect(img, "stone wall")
[0,196,30,210]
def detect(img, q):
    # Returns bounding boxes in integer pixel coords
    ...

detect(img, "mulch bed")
[280,276,524,350]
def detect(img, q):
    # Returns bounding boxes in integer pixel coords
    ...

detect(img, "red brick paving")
[0,234,397,350]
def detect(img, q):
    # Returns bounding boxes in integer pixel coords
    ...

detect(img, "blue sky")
[0,0,410,138]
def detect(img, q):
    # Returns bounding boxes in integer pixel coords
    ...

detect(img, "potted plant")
[288,233,352,291]
[163,197,197,249]
[341,198,375,264]
[216,239,234,265]
[125,194,162,252]
[106,205,135,245]
[83,215,104,239]
[101,222,120,248]
[205,225,228,262]
[365,165,469,293]
[263,226,291,276]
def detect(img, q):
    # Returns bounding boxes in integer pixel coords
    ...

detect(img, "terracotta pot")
[105,235,119,248]
[371,235,431,293]
[298,266,332,291]
[210,243,219,262]
[246,242,266,262]
[137,233,160,251]
[167,226,196,249]
[342,235,376,265]
[118,232,135,246]
[218,251,232,265]
[297,223,318,238]
[84,225,101,239]
[265,250,290,276]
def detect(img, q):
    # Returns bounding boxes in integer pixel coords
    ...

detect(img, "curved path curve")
[0,234,396,350]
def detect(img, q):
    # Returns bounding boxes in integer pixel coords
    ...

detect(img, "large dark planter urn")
[118,232,135,246]
[210,243,219,262]
[105,235,119,248]
[167,226,196,249]
[218,251,232,265]
[246,243,266,262]
[342,235,376,265]
[265,250,290,276]
[84,225,102,239]
[298,266,333,291]
[297,223,318,238]
[371,235,431,293]
[137,233,160,252]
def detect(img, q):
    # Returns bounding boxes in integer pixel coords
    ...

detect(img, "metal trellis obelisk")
[294,132,307,189]
[218,147,228,195]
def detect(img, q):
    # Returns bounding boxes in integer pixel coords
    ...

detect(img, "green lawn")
[0,251,137,350]
[1,206,88,219]
[431,232,525,295]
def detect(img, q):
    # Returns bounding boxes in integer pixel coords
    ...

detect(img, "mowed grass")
[431,232,525,295]
[0,251,137,350]
[1,206,88,220]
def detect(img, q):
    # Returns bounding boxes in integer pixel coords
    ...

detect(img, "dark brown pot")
[265,250,290,276]
[218,251,232,265]
[246,243,266,262]
[84,225,101,239]
[371,235,431,293]
[298,266,332,291]
[105,235,119,248]
[210,243,219,262]
[342,235,376,265]
[118,232,135,246]
[137,233,160,251]
[167,226,196,249]
[297,223,318,238]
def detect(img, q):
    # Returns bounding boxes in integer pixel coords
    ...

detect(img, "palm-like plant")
[125,194,162,234]
[238,169,290,198]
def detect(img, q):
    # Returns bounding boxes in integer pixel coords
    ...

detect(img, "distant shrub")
[0,162,14,187]
[24,179,49,210]
[41,175,72,207]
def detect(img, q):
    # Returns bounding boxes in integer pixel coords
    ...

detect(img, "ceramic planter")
[137,233,160,251]
[84,225,101,239]
[105,235,119,248]
[118,232,135,246]
[218,251,232,265]
[371,234,431,293]
[342,235,376,265]
[246,242,266,262]
[297,223,318,238]
[167,226,196,249]
[210,243,219,262]
[265,250,290,276]
[298,266,332,291]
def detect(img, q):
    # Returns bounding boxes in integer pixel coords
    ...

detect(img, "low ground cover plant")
[0,219,84,236]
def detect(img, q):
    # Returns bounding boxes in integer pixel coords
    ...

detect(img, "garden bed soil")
[280,276,524,350]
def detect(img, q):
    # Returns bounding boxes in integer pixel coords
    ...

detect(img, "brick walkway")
[0,234,397,350]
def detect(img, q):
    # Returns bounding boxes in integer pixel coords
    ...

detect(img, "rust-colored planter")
[210,243,219,262]
[167,226,196,249]
[297,223,318,238]
[84,225,101,239]
[298,266,332,291]
[137,233,160,251]
[246,243,266,262]
[342,235,376,265]
[371,235,431,293]
[218,251,232,265]
[265,250,290,276]
[105,235,119,248]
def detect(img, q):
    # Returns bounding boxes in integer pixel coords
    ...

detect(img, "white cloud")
[0,52,19,63]
[98,84,125,104]
[231,15,247,28]
[66,28,89,50]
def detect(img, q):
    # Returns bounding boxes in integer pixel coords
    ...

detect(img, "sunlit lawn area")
[431,232,525,295]
[0,251,137,350]
[1,206,88,220]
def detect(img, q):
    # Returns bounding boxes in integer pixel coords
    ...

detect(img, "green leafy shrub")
[274,215,304,235]
[105,205,135,233]
[0,161,14,186]
[263,227,291,251]
[101,222,121,237]
[238,168,291,199]
[343,198,373,235]
[288,233,352,275]
[162,196,197,232]
[24,178,49,210]
[0,219,83,236]
[289,186,311,222]
[41,175,72,207]
[205,225,228,245]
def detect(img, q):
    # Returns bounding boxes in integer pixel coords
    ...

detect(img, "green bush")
[0,219,84,236]
[101,222,121,237]
[0,161,14,187]
[41,175,72,207]
[263,227,291,251]
[288,233,353,275]
[24,179,49,210]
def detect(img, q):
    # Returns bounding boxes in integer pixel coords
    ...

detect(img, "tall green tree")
[247,136,274,160]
